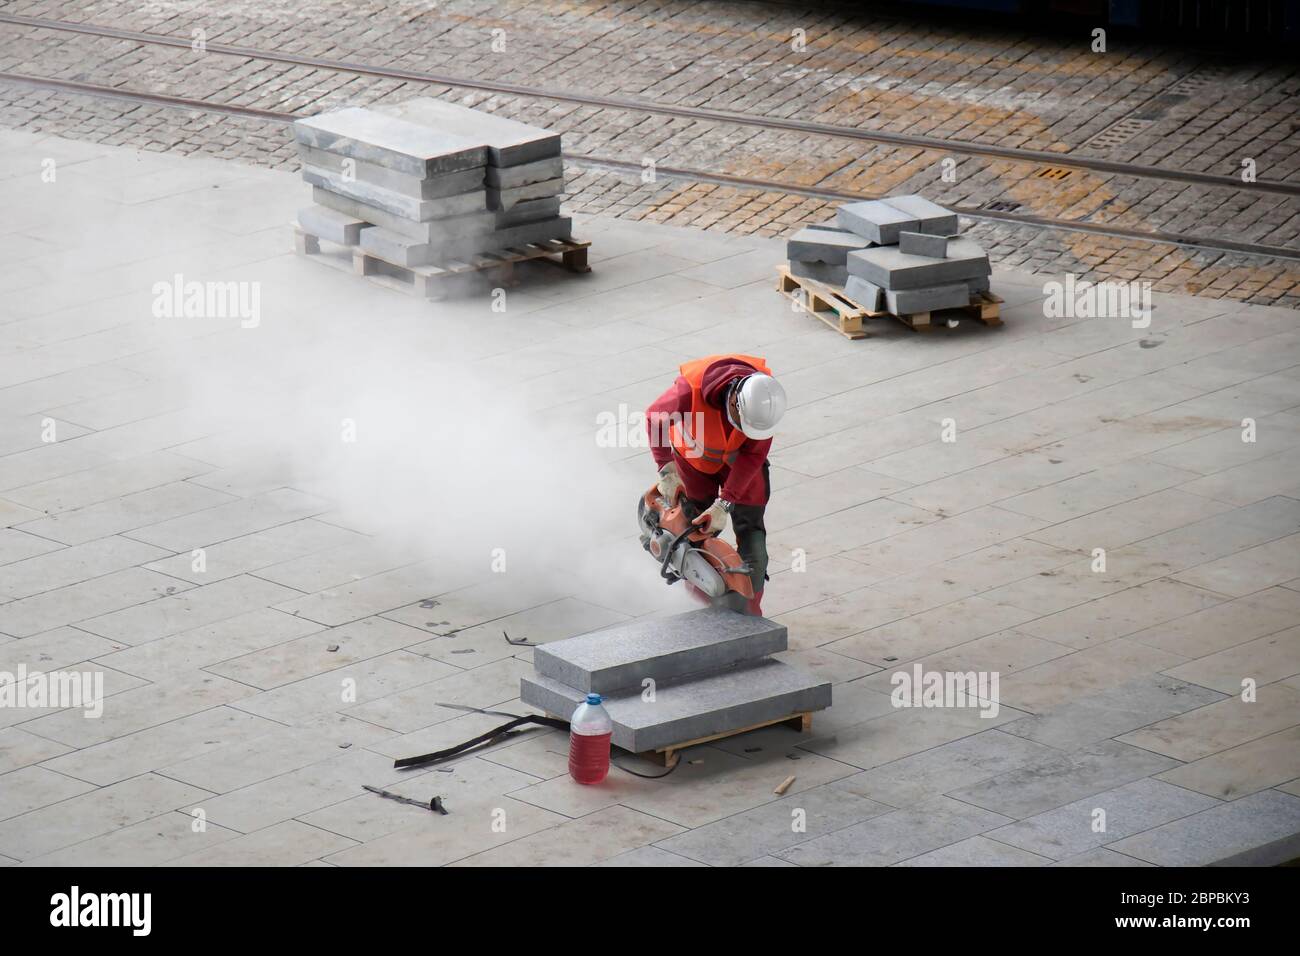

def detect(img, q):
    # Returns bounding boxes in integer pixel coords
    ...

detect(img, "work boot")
[746,590,763,617]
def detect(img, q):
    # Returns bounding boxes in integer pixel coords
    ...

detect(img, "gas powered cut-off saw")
[637,483,754,613]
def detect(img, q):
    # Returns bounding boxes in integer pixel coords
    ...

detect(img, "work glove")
[692,497,732,537]
[656,461,683,504]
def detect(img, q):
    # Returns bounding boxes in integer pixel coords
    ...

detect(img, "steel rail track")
[3,11,1298,199]
[1,70,1297,264]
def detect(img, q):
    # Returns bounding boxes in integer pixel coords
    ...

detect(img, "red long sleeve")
[645,376,691,469]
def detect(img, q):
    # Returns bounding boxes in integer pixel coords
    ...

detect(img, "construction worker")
[645,354,788,616]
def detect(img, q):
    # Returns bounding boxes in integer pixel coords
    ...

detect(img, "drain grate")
[1035,166,1074,181]
[982,200,1022,212]
[1084,117,1154,149]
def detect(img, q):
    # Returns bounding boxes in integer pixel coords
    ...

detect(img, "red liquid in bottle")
[568,730,612,784]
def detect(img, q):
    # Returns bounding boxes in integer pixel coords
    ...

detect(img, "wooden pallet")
[776,264,869,339]
[891,290,1004,332]
[294,224,590,298]
[639,711,813,770]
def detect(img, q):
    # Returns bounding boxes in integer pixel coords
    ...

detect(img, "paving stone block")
[848,238,992,290]
[495,196,562,228]
[843,275,883,310]
[533,607,788,693]
[520,658,830,753]
[1107,789,1300,866]
[490,216,574,249]
[884,282,972,315]
[789,258,847,287]
[899,231,951,258]
[883,194,960,235]
[359,225,486,267]
[297,205,370,246]
[303,165,486,221]
[487,177,565,211]
[296,143,486,199]
[486,156,565,189]
[786,227,871,265]
[375,97,561,166]
[312,186,496,242]
[293,108,487,177]
[968,275,991,293]
[836,200,920,245]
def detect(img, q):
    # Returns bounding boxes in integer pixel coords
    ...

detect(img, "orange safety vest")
[668,354,772,474]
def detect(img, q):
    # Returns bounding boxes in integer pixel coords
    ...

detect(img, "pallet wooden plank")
[637,710,814,769]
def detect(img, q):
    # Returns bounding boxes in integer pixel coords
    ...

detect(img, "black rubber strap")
[393,714,571,769]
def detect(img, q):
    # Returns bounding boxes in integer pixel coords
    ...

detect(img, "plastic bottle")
[568,693,613,784]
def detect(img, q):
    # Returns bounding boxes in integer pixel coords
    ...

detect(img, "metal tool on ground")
[362,785,450,814]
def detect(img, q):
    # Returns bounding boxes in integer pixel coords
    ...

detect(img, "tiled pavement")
[0,129,1298,867]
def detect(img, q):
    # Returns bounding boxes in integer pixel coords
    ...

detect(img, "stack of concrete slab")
[520,608,831,755]
[292,98,571,269]
[786,194,992,316]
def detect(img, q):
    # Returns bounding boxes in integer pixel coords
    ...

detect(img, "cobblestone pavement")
[0,0,1298,309]
[1,129,1298,866]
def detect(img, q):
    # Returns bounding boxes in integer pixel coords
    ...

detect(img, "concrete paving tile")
[172,820,356,867]
[654,783,892,866]
[0,772,210,861]
[950,739,1181,819]
[20,671,256,748]
[1106,790,1300,866]
[452,805,684,867]
[325,794,565,866]
[206,615,437,689]
[160,715,393,794]
[1155,727,1300,800]
[19,810,241,867]
[479,728,570,780]
[1277,779,1300,797]
[500,764,652,819]
[869,538,1082,610]
[1147,413,1300,476]
[838,506,1047,575]
[831,730,1060,809]
[1171,534,1300,597]
[126,488,332,551]
[0,625,126,673]
[987,778,1220,860]
[771,647,880,684]
[231,651,452,726]
[92,608,325,680]
[273,561,483,627]
[857,629,1073,695]
[996,639,1188,714]
[0,766,97,822]
[0,535,173,601]
[772,586,914,650]
[0,527,62,565]
[1000,675,1226,750]
[1001,459,1202,525]
[777,795,1012,867]
[0,727,72,774]
[1019,579,1226,650]
[0,663,146,732]
[343,657,532,734]
[1178,449,1300,505]
[824,596,1038,667]
[1126,586,1300,658]
[774,497,943,560]
[1050,847,1154,867]
[594,845,707,867]
[895,835,1053,867]
[1,451,210,515]
[1164,626,1300,693]
[0,567,192,638]
[1117,683,1300,761]
[800,702,1023,772]
[77,574,301,646]
[0,442,114,495]
[762,557,888,618]
[41,706,281,786]
[14,480,235,545]
[143,518,367,584]
[1027,488,1236,552]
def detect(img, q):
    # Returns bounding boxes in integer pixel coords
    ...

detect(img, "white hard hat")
[732,373,787,439]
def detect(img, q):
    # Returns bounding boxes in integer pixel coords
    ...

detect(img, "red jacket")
[646,358,772,503]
